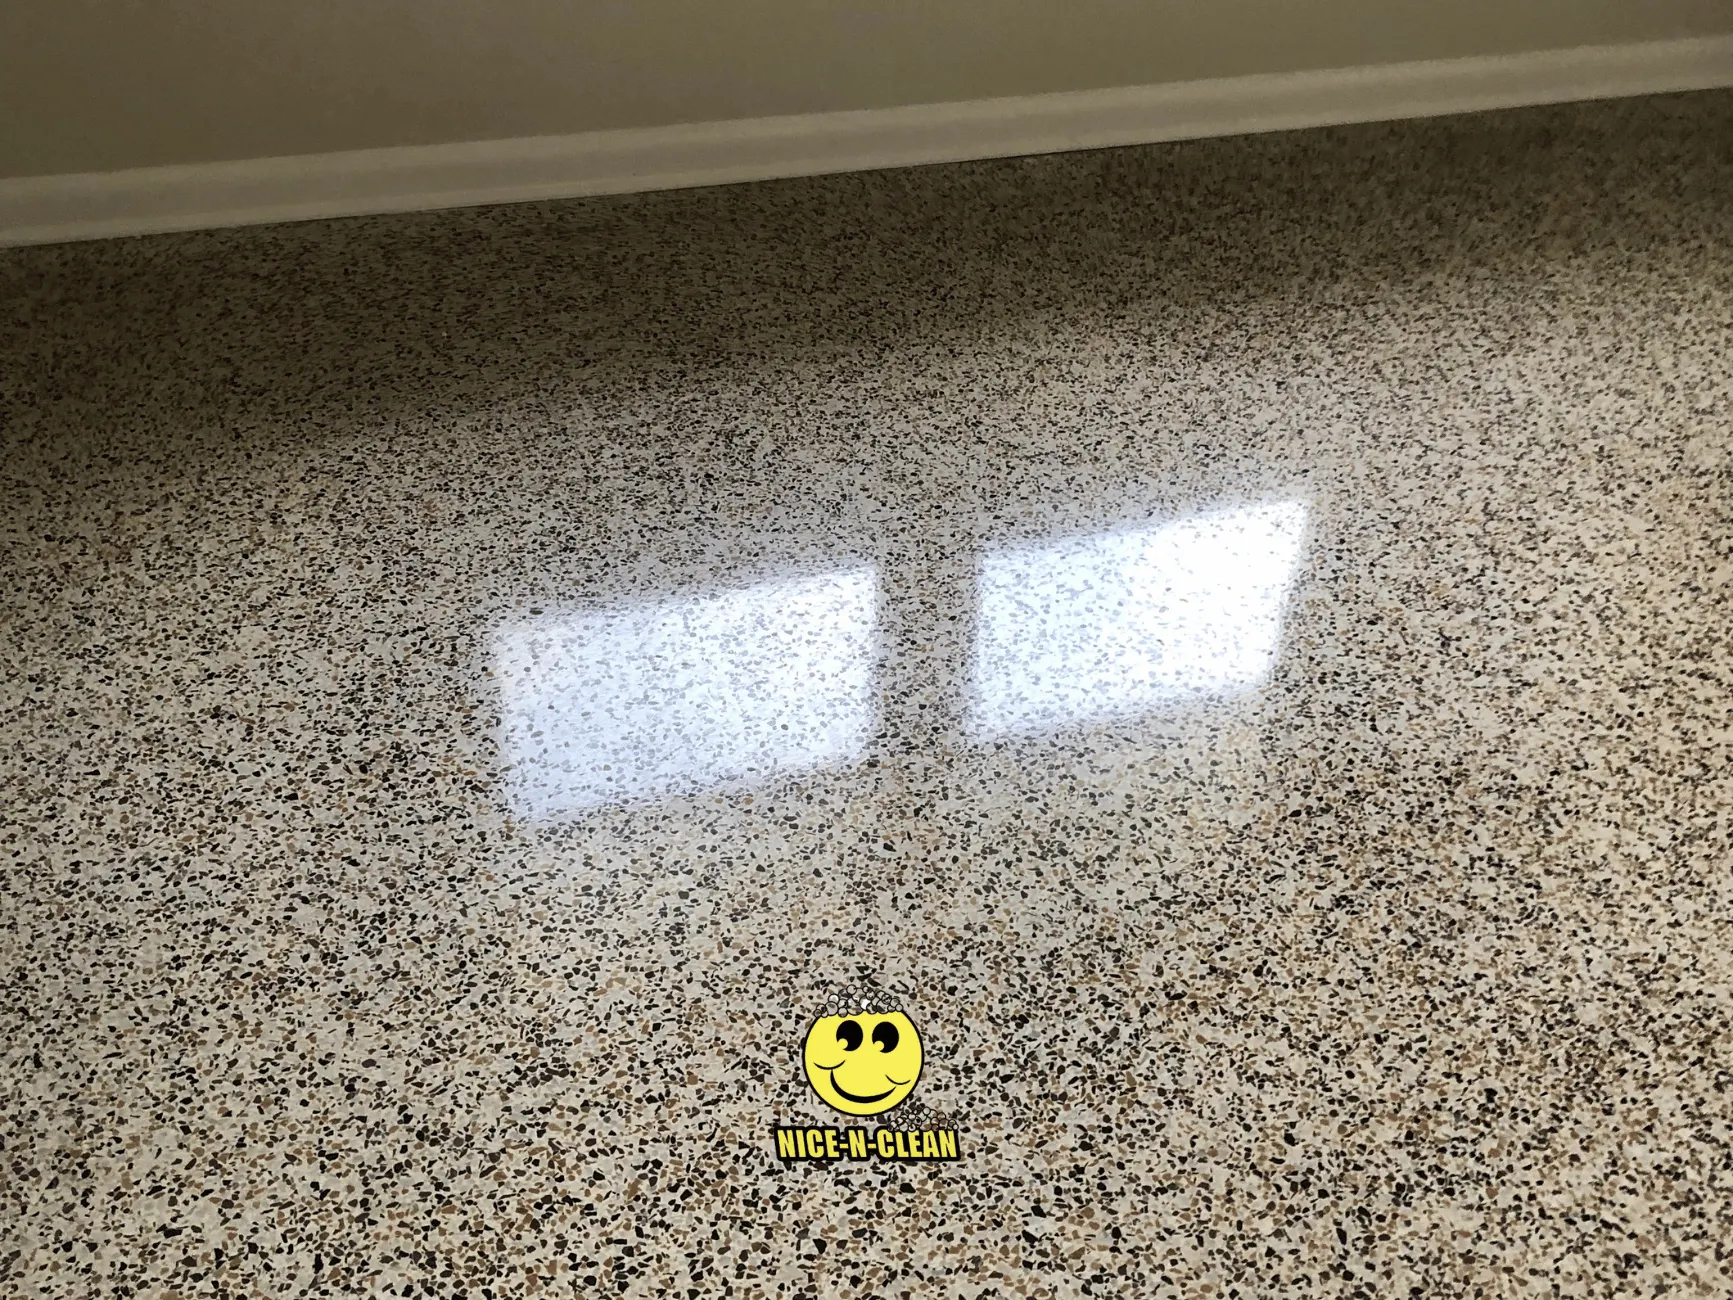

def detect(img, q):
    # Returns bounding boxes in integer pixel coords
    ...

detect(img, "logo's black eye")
[835,1019,863,1051]
[872,1022,899,1053]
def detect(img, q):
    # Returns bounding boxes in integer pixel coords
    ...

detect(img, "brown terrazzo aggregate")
[3,88,1733,1297]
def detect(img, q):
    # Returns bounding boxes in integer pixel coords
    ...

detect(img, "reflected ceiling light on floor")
[495,568,877,815]
[970,502,1308,736]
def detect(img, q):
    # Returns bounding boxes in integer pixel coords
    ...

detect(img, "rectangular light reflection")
[970,502,1307,736]
[497,568,877,816]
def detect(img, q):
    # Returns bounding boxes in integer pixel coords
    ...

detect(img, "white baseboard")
[3,35,1731,247]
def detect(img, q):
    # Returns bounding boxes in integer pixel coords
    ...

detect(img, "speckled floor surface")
[4,89,1733,1298]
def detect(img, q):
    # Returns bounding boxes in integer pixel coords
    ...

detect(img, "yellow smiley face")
[802,1012,923,1117]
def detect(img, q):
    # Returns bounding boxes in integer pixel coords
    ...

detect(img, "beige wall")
[4,0,1731,179]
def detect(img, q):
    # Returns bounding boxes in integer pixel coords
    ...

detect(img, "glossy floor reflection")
[971,501,1308,737]
[496,567,878,814]
[4,90,1733,1298]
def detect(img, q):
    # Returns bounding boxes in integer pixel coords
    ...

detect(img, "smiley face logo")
[802,1010,923,1117]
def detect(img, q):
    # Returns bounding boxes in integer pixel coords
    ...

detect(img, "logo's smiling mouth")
[817,1067,911,1105]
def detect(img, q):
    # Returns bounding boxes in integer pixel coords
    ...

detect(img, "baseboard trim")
[4,35,1732,247]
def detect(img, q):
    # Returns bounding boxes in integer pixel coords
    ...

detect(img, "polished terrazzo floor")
[4,89,1733,1297]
